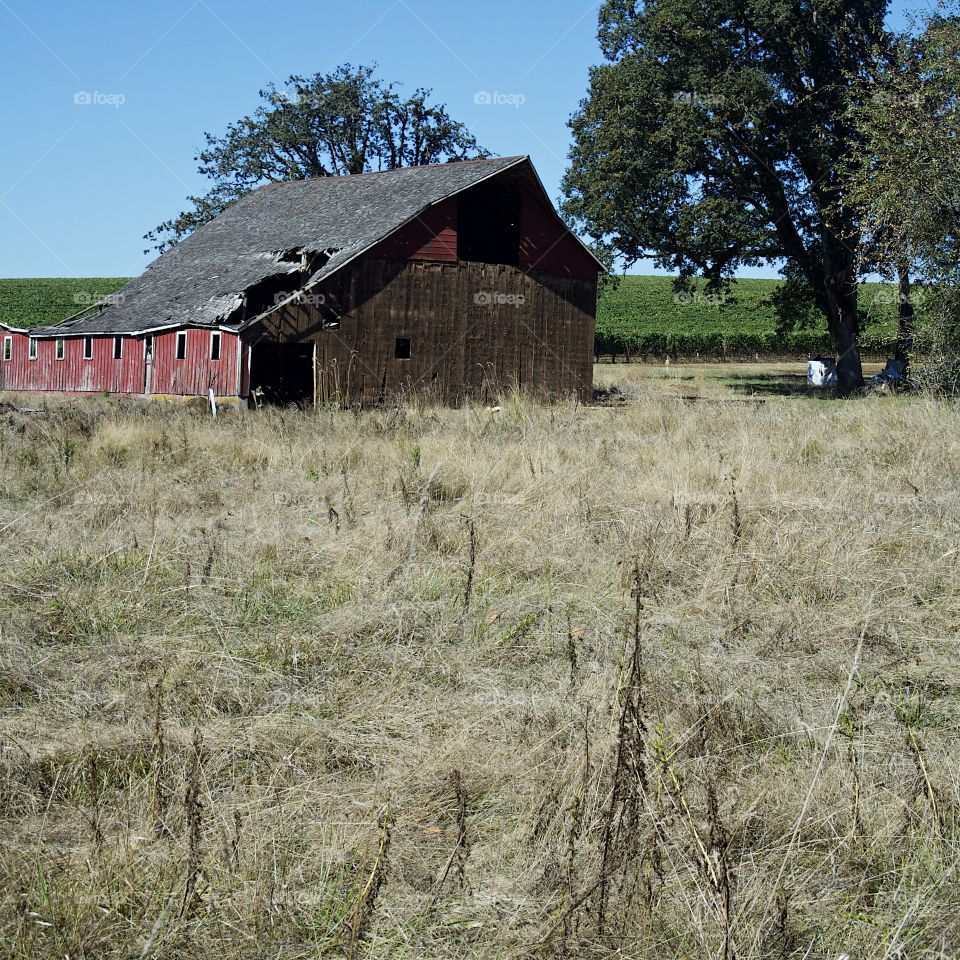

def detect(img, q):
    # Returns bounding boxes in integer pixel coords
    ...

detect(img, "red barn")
[2,156,603,406]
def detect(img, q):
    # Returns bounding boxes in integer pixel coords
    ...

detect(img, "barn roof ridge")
[251,154,528,190]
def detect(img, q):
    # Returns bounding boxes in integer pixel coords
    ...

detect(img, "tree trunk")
[832,304,864,396]
[895,267,914,372]
[822,258,864,397]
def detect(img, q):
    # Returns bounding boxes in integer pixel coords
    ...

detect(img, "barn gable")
[34,156,594,340]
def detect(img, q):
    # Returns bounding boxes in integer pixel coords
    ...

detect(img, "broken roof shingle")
[34,156,532,337]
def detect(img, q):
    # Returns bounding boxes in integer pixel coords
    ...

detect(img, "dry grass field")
[1,364,959,959]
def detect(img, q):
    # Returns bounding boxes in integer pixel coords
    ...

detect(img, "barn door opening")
[458,183,522,265]
[249,341,314,407]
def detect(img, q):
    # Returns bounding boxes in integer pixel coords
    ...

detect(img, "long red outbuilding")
[0,324,248,398]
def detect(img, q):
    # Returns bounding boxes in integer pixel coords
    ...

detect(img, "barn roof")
[35,155,598,338]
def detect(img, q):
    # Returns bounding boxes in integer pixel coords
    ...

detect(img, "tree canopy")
[846,14,960,288]
[146,64,486,254]
[563,0,891,394]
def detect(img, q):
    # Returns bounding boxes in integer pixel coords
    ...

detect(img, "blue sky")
[0,0,920,280]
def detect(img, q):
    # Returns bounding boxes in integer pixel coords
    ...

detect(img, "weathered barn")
[1,156,602,405]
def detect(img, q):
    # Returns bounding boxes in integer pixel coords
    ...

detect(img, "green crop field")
[1,276,902,361]
[597,275,901,359]
[0,278,130,330]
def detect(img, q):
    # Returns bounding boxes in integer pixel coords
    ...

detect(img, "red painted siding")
[149,329,241,397]
[369,186,598,280]
[0,329,146,393]
[370,197,458,262]
[520,196,599,279]
[0,327,243,398]
[0,328,32,392]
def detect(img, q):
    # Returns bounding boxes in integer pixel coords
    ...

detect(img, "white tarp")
[808,357,838,388]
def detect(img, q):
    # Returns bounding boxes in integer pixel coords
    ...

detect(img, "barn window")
[210,332,222,361]
[28,338,37,360]
[2,336,11,361]
[395,337,411,360]
[83,337,94,360]
[144,336,154,361]
[457,183,522,266]
[56,339,65,361]
[113,337,123,360]
[176,332,187,360]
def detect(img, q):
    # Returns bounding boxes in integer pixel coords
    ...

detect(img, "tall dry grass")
[0,370,959,958]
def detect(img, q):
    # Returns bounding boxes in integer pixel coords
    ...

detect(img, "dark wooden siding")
[238,339,251,398]
[252,258,596,406]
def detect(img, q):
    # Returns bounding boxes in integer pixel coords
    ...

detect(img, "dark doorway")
[458,183,522,266]
[249,342,314,407]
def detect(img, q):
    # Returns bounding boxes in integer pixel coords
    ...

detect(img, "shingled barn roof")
[35,156,574,338]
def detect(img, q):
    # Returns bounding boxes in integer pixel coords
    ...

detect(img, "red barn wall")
[1,327,243,398]
[366,187,598,280]
[0,329,33,392]
[150,328,241,397]
[0,330,146,393]
[519,196,599,279]
[370,197,458,262]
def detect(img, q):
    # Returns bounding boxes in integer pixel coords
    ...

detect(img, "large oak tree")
[146,64,486,253]
[563,0,891,394]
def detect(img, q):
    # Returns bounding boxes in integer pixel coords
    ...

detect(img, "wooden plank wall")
[519,195,602,279]
[370,196,458,263]
[0,328,243,397]
[251,259,596,406]
[150,329,241,397]
[0,329,146,393]
[368,188,599,279]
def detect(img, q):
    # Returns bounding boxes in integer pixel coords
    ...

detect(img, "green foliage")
[146,64,487,253]
[0,278,129,330]
[596,276,899,358]
[564,0,893,391]
[845,12,960,387]
[846,14,960,285]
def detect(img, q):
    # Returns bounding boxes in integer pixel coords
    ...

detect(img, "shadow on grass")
[716,373,827,398]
